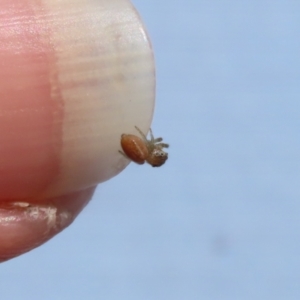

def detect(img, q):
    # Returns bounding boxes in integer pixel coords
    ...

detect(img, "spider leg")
[119,150,129,159]
[149,128,155,143]
[153,137,163,143]
[156,143,169,149]
[135,126,148,141]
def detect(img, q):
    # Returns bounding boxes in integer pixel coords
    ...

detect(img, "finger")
[0,186,96,262]
[0,0,155,262]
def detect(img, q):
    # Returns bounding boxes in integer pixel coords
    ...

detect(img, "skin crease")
[0,0,155,262]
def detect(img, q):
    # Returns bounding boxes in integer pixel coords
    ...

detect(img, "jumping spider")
[119,126,169,167]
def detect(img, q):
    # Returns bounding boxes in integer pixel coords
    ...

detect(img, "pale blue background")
[2,1,300,299]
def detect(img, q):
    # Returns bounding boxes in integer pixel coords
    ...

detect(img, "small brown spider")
[119,126,169,167]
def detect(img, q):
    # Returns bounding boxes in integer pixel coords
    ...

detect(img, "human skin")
[0,0,155,262]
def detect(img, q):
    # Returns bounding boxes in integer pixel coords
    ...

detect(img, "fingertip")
[0,0,155,261]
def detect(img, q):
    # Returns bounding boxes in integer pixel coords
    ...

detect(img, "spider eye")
[155,150,166,157]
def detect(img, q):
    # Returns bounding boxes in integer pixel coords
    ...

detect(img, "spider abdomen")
[120,134,149,164]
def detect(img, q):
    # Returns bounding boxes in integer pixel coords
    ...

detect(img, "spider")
[119,126,169,167]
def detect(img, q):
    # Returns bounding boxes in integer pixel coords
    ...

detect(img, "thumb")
[0,0,155,262]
